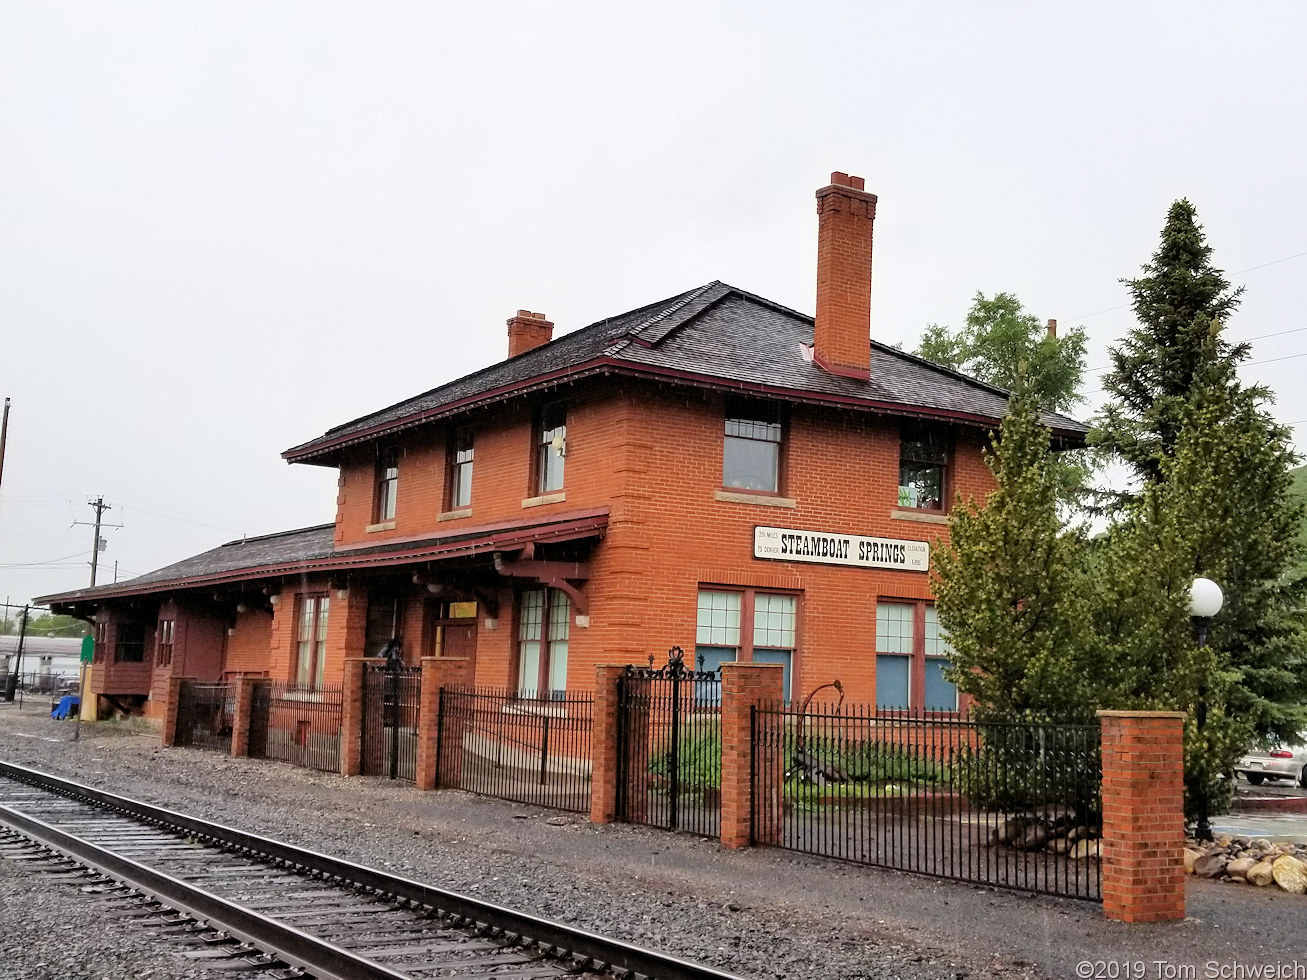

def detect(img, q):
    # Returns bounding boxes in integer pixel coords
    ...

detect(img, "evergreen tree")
[1093,324,1307,817]
[1092,200,1246,498]
[933,373,1097,721]
[918,292,1087,413]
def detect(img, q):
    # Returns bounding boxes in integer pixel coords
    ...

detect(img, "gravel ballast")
[1,703,1305,980]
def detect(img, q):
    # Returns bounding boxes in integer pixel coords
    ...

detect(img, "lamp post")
[1188,576,1224,842]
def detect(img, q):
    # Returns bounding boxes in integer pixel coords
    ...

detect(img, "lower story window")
[694,588,796,701]
[875,600,957,712]
[295,595,330,689]
[156,619,174,667]
[517,588,569,697]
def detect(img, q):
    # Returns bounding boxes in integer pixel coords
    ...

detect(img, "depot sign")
[753,525,930,573]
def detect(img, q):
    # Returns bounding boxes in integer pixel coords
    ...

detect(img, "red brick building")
[40,173,1086,721]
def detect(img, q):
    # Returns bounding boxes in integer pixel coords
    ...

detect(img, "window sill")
[890,508,949,526]
[715,490,797,508]
[365,521,397,533]
[438,508,472,522]
[521,492,566,508]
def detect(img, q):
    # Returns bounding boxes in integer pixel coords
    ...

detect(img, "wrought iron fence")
[617,650,722,837]
[249,680,344,774]
[175,681,236,754]
[752,702,1102,901]
[361,664,421,781]
[438,687,594,813]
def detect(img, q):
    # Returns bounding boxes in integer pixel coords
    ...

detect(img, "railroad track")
[0,760,745,980]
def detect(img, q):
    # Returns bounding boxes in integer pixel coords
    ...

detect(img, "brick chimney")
[813,172,878,380]
[1046,318,1058,338]
[507,310,554,359]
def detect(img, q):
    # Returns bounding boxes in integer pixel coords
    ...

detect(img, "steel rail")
[0,801,412,980]
[0,759,746,980]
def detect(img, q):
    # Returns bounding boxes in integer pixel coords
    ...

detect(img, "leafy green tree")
[917,292,1088,413]
[933,373,1098,722]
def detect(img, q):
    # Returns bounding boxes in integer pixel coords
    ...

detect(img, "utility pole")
[4,605,27,702]
[74,497,122,588]
[0,397,11,495]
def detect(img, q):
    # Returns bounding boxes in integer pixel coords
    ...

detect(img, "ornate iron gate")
[616,648,722,836]
[361,664,421,781]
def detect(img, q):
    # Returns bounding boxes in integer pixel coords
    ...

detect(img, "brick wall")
[1098,710,1187,923]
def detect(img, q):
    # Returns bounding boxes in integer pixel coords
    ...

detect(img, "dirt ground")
[1,701,1305,980]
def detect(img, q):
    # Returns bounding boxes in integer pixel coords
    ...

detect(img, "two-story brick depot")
[39,172,1087,723]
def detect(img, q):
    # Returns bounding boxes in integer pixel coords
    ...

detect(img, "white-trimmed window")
[875,600,957,712]
[517,588,569,696]
[295,595,330,689]
[536,404,566,494]
[448,426,474,509]
[694,588,795,700]
[375,447,399,522]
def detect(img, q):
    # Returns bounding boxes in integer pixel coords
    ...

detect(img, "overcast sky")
[2,2,1305,609]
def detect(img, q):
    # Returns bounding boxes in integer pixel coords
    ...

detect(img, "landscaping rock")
[1183,848,1202,874]
[1247,860,1276,887]
[1225,856,1256,881]
[1070,839,1099,860]
[1191,852,1228,878]
[1271,855,1307,894]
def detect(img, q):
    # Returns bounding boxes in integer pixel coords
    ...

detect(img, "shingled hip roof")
[283,282,1088,465]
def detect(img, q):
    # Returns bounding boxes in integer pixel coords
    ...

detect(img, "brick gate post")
[340,658,367,777]
[590,665,627,825]
[720,663,785,849]
[160,675,186,748]
[1097,709,1187,923]
[415,657,469,791]
[230,675,258,758]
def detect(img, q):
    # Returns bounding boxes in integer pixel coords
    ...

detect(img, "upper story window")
[898,420,948,511]
[723,399,783,493]
[375,446,399,523]
[448,426,474,509]
[536,403,566,494]
[114,623,146,664]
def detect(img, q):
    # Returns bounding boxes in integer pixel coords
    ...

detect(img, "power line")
[1069,247,1307,323]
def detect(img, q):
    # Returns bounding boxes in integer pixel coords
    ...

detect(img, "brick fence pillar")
[1097,709,1187,923]
[415,657,470,791]
[340,659,368,777]
[590,665,628,825]
[230,676,259,758]
[159,675,186,748]
[720,663,785,849]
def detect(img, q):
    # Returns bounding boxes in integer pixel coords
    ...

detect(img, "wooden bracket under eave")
[492,553,591,616]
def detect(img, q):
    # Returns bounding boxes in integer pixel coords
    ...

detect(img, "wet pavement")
[1214,776,1307,843]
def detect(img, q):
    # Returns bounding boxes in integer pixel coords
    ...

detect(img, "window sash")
[376,448,399,521]
[517,588,569,695]
[450,428,474,508]
[875,600,958,713]
[295,596,329,689]
[537,405,566,494]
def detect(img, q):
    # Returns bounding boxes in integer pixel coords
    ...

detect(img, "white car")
[1235,736,1307,787]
